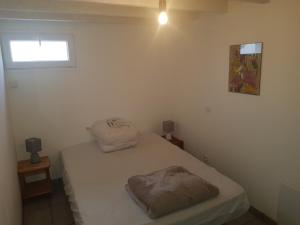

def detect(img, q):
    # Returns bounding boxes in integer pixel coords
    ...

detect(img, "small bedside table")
[18,156,52,200]
[162,135,184,150]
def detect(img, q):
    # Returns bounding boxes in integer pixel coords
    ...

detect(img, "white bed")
[61,133,249,225]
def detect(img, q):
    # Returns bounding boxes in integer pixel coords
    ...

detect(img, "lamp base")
[30,152,41,164]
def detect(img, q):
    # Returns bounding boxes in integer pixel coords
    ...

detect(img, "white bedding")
[61,133,249,225]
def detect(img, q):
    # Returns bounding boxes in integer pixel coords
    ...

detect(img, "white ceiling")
[55,0,229,12]
[0,0,270,21]
[57,0,269,7]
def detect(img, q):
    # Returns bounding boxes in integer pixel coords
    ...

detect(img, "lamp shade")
[162,120,175,133]
[26,138,42,153]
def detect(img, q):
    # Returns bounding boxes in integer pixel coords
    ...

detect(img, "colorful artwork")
[229,43,263,95]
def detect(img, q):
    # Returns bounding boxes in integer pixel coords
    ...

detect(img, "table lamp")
[26,138,42,164]
[163,120,175,140]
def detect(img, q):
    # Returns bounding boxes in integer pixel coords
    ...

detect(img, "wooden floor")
[23,180,269,225]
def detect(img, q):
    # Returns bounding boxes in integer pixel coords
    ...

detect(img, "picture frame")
[228,42,263,95]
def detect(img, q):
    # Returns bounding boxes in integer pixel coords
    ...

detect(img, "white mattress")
[61,133,249,225]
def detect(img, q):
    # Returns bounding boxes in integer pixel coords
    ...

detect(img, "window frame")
[1,33,76,69]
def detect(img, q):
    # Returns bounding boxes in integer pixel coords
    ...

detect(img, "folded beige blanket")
[126,166,219,219]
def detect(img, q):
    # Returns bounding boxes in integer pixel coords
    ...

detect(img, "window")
[2,34,75,69]
[10,40,69,62]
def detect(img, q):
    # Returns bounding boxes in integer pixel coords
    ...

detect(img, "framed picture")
[228,42,263,95]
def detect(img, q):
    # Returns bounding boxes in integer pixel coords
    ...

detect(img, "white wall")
[169,0,300,220]
[1,20,175,177]
[0,46,22,225]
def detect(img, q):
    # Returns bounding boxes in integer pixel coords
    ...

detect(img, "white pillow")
[90,118,139,152]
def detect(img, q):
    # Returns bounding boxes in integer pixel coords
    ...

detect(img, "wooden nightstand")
[18,156,52,200]
[162,135,184,150]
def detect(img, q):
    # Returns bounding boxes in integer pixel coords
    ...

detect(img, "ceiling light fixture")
[158,0,168,25]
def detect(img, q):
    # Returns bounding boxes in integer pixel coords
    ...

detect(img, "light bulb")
[158,11,168,25]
